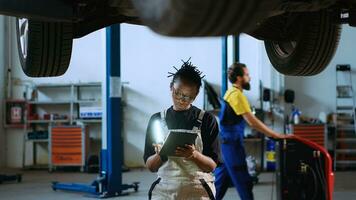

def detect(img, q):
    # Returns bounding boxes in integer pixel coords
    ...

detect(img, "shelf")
[337,138,356,142]
[26,139,49,142]
[336,116,353,120]
[336,149,356,154]
[336,125,355,131]
[337,96,354,99]
[73,82,101,87]
[4,124,28,129]
[28,119,102,124]
[337,85,352,88]
[337,106,354,110]
[336,160,356,165]
[35,84,73,88]
[28,100,101,104]
[75,119,102,123]
[329,124,355,127]
[291,123,325,126]
[75,100,101,104]
[35,82,101,88]
[28,101,72,105]
[28,119,70,123]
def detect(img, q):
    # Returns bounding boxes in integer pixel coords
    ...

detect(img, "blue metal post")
[221,36,228,97]
[52,24,139,198]
[233,35,240,63]
[105,24,123,196]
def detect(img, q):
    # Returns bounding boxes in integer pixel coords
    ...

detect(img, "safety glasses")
[173,87,195,102]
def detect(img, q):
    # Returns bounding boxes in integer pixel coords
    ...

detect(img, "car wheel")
[16,18,73,77]
[131,0,279,36]
[264,11,341,76]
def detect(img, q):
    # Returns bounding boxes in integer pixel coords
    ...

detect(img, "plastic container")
[266,138,276,171]
[292,108,301,124]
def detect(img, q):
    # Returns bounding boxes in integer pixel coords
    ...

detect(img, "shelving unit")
[20,82,102,170]
[334,65,356,170]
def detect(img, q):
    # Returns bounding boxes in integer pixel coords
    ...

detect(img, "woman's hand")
[176,144,216,172]
[175,144,198,160]
[152,143,162,154]
[146,143,165,172]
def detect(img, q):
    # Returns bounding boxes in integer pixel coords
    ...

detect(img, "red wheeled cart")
[277,135,334,200]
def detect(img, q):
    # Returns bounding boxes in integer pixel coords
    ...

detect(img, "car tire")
[16,18,73,77]
[131,0,279,36]
[264,11,341,76]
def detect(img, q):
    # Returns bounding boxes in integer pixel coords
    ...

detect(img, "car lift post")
[221,35,239,95]
[221,36,228,96]
[52,24,138,197]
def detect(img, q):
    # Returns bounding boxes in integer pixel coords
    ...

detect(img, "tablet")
[159,131,198,157]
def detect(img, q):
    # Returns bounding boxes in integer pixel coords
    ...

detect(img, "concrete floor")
[0,168,355,200]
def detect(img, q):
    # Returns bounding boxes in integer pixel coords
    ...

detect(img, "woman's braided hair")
[168,58,205,91]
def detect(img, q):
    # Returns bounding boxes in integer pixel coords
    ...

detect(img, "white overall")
[149,109,216,200]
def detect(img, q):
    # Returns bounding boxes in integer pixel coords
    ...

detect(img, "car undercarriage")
[1,0,356,77]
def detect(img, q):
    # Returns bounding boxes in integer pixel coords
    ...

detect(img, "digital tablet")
[159,131,198,157]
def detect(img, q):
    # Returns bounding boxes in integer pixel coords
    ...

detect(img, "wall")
[285,25,356,119]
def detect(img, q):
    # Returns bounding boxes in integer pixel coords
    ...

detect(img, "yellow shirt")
[224,86,251,115]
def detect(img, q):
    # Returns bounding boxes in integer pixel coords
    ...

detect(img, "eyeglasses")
[173,88,195,102]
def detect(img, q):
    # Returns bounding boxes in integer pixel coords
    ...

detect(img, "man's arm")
[242,112,285,139]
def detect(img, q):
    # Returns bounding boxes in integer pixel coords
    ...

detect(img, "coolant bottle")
[266,138,276,171]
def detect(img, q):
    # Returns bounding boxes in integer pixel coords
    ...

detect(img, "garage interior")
[0,10,356,200]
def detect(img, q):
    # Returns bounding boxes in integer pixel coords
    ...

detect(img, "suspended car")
[0,0,352,77]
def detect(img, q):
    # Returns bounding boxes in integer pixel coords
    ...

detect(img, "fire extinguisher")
[266,138,276,171]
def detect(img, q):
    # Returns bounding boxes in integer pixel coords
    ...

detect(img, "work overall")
[149,110,216,200]
[214,101,254,200]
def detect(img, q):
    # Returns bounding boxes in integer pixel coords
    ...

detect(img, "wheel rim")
[271,41,297,58]
[17,18,28,60]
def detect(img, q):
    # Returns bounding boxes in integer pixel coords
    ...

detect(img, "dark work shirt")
[220,100,244,125]
[143,105,220,164]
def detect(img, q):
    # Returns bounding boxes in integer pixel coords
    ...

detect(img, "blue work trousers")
[214,125,254,200]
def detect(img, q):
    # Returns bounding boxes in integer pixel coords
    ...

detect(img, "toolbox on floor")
[49,126,88,172]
